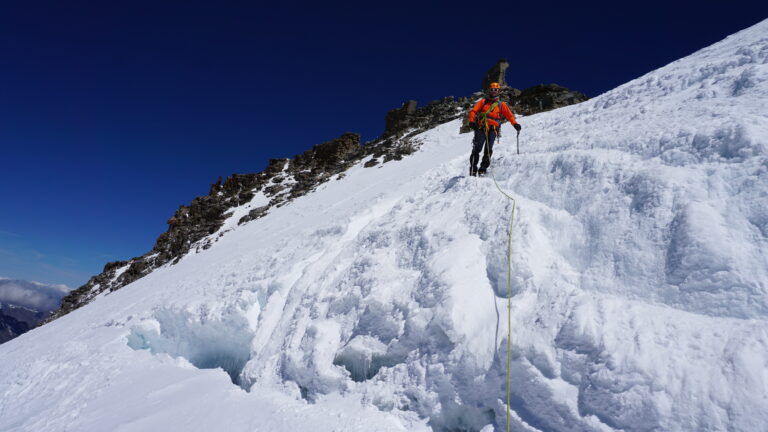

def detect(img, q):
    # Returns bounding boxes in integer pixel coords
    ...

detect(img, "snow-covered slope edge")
[2,19,768,432]
[47,84,587,325]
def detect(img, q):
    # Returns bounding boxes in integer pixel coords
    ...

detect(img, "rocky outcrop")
[46,132,371,323]
[384,100,418,137]
[287,132,362,198]
[482,58,509,90]
[382,96,475,139]
[43,64,589,326]
[512,83,588,115]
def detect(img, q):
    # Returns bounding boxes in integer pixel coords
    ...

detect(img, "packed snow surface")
[2,19,768,432]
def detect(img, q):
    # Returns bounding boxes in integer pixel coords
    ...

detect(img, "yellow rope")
[484,127,517,432]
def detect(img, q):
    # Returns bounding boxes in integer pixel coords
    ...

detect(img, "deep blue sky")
[1,1,766,288]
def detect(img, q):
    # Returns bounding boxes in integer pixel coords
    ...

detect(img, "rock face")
[288,132,362,198]
[46,132,395,323]
[512,83,588,115]
[482,58,509,90]
[44,63,589,325]
[382,96,473,139]
[384,100,418,137]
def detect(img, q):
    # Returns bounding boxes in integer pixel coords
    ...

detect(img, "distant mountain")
[0,278,69,343]
[0,307,30,342]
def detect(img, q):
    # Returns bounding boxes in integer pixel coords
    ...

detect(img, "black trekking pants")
[469,128,497,172]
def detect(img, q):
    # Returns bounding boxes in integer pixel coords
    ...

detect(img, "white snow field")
[2,19,768,432]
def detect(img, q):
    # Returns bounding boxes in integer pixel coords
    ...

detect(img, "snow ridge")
[1,19,768,432]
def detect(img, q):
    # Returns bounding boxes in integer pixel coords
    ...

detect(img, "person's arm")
[502,103,522,132]
[468,99,484,123]
[501,102,517,124]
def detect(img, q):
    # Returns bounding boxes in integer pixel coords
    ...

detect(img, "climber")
[467,82,522,176]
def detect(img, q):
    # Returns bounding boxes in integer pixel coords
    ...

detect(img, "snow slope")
[2,19,767,432]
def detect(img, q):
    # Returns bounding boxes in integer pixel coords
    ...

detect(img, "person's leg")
[479,129,497,172]
[469,129,485,175]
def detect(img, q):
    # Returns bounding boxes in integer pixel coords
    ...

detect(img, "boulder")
[482,58,509,90]
[384,100,418,137]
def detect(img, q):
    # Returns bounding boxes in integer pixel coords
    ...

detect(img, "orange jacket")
[468,98,518,128]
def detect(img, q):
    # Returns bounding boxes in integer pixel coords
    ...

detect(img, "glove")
[513,123,522,132]
[468,122,478,131]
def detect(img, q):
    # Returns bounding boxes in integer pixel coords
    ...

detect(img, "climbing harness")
[483,126,519,432]
[477,100,500,130]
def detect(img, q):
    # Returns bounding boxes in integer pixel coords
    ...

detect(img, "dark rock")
[264,183,287,195]
[103,260,128,273]
[120,260,149,286]
[384,100,418,137]
[304,132,361,169]
[512,83,588,115]
[482,58,509,90]
[265,158,289,175]
[238,205,270,225]
[381,96,472,140]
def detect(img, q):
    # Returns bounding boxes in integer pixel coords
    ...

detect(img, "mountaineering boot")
[478,169,486,177]
[469,166,478,177]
